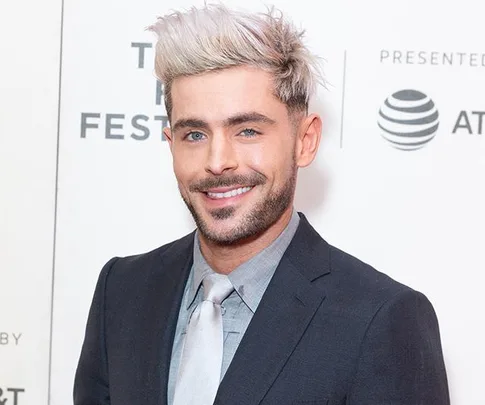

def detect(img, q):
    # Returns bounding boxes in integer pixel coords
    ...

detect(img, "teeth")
[207,186,252,199]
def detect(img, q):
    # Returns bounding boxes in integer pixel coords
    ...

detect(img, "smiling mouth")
[206,186,253,199]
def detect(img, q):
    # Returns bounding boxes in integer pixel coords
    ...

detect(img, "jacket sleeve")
[73,257,119,405]
[347,289,450,405]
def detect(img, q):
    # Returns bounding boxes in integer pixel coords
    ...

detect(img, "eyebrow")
[171,112,276,133]
[171,118,209,134]
[223,112,276,127]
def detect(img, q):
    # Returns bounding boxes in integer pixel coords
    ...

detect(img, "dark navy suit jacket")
[74,213,450,405]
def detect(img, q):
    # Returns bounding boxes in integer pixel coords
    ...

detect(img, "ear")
[163,127,174,151]
[295,113,322,168]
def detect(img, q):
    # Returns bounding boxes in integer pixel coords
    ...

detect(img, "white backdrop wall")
[1,0,484,404]
[0,0,62,404]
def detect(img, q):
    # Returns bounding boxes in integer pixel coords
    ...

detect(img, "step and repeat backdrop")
[0,0,62,404]
[2,0,484,404]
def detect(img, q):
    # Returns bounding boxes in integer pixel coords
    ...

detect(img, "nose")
[205,133,238,175]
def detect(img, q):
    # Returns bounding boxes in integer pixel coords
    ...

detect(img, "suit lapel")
[215,214,331,405]
[136,233,194,405]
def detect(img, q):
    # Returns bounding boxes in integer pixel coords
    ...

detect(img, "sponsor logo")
[453,110,485,135]
[378,90,439,151]
[0,388,25,405]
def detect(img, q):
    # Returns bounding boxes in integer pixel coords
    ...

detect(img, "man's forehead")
[170,73,286,125]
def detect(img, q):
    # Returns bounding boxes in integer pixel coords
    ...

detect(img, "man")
[74,4,450,405]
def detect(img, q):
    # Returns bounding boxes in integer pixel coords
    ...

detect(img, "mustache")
[189,173,266,192]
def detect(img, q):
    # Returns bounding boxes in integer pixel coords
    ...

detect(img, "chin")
[195,208,254,245]
[183,177,295,246]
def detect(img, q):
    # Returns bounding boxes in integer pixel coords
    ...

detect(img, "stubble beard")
[180,167,297,246]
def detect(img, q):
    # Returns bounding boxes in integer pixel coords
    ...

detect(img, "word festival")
[79,42,169,141]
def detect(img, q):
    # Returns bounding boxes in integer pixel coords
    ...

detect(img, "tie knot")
[202,273,234,305]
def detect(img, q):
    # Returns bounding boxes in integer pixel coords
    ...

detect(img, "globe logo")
[378,89,439,151]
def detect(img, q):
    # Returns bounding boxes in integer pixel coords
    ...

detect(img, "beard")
[180,167,297,245]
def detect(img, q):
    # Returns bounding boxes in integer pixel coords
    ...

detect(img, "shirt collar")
[188,209,300,312]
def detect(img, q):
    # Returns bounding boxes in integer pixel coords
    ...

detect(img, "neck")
[198,206,294,275]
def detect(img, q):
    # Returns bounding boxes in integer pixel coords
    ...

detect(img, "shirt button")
[221,306,226,316]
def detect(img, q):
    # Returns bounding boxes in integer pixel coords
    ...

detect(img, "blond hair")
[148,3,323,118]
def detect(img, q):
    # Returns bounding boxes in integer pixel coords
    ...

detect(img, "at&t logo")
[378,89,439,151]
[0,388,24,405]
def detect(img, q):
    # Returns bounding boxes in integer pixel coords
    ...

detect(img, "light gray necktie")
[173,273,234,405]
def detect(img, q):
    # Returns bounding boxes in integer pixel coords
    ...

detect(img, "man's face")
[165,66,301,245]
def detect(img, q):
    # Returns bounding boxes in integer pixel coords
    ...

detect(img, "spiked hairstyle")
[148,3,323,119]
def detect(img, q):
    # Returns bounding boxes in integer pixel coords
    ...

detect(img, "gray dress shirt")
[167,210,300,405]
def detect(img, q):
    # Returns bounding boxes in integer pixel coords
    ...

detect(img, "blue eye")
[240,128,259,137]
[186,131,206,141]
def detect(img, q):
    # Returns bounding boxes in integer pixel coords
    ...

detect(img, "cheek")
[240,136,294,175]
[172,146,203,182]
[172,158,193,188]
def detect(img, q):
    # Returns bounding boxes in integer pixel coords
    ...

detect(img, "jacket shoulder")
[326,244,417,317]
[100,231,195,282]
